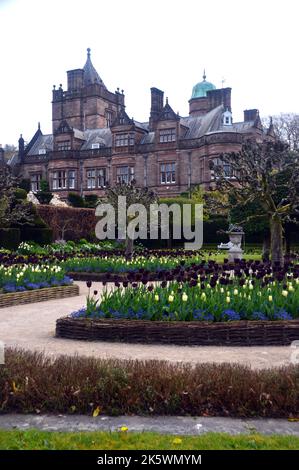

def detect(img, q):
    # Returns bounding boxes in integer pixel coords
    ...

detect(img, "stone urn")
[226,225,244,262]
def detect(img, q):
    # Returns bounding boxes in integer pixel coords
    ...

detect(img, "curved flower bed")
[56,261,299,345]
[0,264,73,294]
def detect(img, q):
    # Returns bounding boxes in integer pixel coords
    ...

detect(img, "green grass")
[0,429,298,450]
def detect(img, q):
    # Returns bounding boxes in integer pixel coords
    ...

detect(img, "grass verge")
[0,430,299,450]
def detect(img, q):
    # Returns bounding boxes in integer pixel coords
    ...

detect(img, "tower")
[52,48,125,132]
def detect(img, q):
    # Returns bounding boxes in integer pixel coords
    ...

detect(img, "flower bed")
[0,284,79,308]
[0,264,72,293]
[56,316,299,345]
[58,261,299,345]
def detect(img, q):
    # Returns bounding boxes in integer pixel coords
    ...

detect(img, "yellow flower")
[154,294,159,301]
[233,289,238,295]
[182,293,188,302]
[288,285,294,292]
[168,295,174,303]
[249,284,254,290]
[226,297,231,303]
[220,287,224,293]
[172,437,182,445]
[282,290,288,297]
[120,426,128,432]
[201,292,206,300]
[268,295,273,302]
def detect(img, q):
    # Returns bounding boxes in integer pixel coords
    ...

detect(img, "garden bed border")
[56,316,299,346]
[0,285,79,308]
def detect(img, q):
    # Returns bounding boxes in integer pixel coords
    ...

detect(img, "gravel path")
[1,414,299,436]
[0,282,296,368]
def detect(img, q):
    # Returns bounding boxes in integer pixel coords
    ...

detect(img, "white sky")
[0,0,298,145]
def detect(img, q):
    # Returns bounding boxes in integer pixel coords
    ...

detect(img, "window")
[68,170,76,189]
[87,169,96,189]
[159,128,176,143]
[52,171,67,189]
[30,174,42,192]
[57,141,71,151]
[98,168,107,187]
[91,143,100,150]
[106,110,113,127]
[115,133,134,147]
[161,163,176,184]
[211,158,235,179]
[117,166,134,184]
[38,148,46,155]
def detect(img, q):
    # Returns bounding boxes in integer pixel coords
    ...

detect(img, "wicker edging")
[0,285,79,308]
[55,317,299,346]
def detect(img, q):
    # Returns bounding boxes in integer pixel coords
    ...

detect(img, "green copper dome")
[191,71,216,99]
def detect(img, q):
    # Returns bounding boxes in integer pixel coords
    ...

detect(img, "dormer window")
[39,148,47,155]
[91,143,100,149]
[159,128,176,143]
[223,109,233,126]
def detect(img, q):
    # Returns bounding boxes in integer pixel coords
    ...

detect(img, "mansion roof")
[24,105,261,157]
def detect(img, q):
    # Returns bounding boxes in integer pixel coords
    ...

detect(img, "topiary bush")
[68,192,85,208]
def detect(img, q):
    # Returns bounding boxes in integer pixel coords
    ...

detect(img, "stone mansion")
[10,49,275,198]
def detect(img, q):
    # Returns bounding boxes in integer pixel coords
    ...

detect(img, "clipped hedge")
[37,205,97,241]
[0,228,21,250]
[20,227,53,245]
[0,348,298,417]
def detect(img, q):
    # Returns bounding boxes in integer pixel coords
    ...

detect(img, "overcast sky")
[0,0,298,146]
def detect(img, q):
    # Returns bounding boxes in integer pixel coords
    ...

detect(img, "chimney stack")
[149,87,164,131]
[244,109,259,122]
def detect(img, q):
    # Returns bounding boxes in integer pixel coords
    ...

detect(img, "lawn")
[0,430,298,450]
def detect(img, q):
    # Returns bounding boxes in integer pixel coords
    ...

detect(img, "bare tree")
[210,141,299,267]
[262,113,299,150]
[105,181,157,259]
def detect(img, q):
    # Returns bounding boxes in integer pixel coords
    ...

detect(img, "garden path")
[0,282,295,369]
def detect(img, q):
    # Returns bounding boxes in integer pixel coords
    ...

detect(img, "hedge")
[0,228,21,250]
[37,205,97,241]
[20,227,53,245]
[1,348,298,417]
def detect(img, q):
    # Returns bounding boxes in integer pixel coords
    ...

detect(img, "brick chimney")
[149,87,164,131]
[244,109,259,122]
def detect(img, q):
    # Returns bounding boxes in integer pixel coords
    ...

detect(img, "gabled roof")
[157,101,180,122]
[111,108,134,127]
[24,125,43,155]
[83,48,106,88]
[27,134,53,156]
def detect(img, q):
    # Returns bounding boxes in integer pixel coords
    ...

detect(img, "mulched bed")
[56,316,299,346]
[0,285,79,308]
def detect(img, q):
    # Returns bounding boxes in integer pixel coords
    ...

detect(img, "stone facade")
[12,49,275,199]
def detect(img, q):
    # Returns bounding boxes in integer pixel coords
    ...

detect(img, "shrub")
[0,228,20,250]
[19,179,31,193]
[84,194,98,208]
[0,348,298,417]
[14,188,27,200]
[68,192,85,208]
[35,191,53,205]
